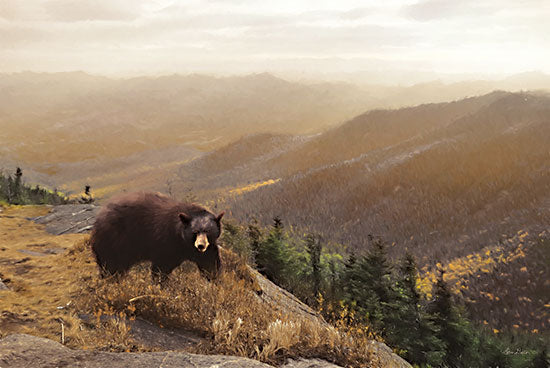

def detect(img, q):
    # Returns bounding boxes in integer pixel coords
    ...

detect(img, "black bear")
[90,192,224,280]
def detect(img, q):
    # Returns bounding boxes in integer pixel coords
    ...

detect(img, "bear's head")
[179,210,224,252]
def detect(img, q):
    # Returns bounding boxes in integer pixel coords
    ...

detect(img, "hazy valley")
[3,71,550,199]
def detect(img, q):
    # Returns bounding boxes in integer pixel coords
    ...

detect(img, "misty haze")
[0,1,549,368]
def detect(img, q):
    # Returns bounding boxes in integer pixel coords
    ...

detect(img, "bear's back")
[93,193,177,241]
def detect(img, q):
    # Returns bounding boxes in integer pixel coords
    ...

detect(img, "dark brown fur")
[90,192,223,280]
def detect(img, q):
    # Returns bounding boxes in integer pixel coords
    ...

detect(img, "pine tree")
[342,237,394,331]
[247,219,262,265]
[328,257,338,301]
[255,217,291,287]
[364,237,394,305]
[7,175,14,203]
[530,347,549,368]
[388,254,445,366]
[79,185,94,204]
[222,221,253,263]
[428,269,481,367]
[342,252,356,283]
[12,167,23,204]
[272,216,283,239]
[305,234,322,305]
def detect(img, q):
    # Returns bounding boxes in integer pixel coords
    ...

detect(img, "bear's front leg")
[195,248,221,280]
[151,261,179,284]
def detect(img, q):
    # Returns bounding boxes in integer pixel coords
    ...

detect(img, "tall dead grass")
[70,239,382,367]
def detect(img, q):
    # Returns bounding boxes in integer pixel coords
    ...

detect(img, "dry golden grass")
[74,245,381,366]
[0,206,107,350]
[0,205,384,367]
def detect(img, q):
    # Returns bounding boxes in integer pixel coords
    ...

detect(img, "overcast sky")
[1,0,549,83]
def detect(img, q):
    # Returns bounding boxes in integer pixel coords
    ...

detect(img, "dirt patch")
[0,206,89,340]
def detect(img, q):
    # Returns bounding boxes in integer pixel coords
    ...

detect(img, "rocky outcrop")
[0,334,272,368]
[0,334,412,368]
[30,204,99,235]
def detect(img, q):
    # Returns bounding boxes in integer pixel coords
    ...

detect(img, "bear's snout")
[195,233,209,252]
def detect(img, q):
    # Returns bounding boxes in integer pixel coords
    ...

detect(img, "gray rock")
[369,340,412,368]
[0,279,8,291]
[78,314,202,351]
[29,204,100,235]
[17,248,66,257]
[251,267,325,325]
[0,334,272,368]
[126,317,202,351]
[282,358,342,367]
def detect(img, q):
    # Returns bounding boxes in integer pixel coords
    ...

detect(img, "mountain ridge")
[176,90,549,264]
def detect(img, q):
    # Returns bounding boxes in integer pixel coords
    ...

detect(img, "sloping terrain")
[175,91,550,334]
[182,91,549,261]
[175,133,307,200]
[0,204,410,367]
[178,91,507,193]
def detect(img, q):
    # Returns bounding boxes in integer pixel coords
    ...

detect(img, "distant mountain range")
[0,71,378,193]
[1,71,549,201]
[180,91,550,265]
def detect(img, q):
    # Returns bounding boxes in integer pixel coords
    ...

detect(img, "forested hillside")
[179,91,549,261]
[176,91,550,347]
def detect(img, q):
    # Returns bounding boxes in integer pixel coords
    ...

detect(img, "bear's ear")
[215,211,225,223]
[179,212,192,224]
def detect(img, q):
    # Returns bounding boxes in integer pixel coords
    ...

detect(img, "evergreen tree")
[221,221,253,263]
[247,219,262,266]
[11,167,23,204]
[428,269,481,367]
[389,254,445,366]
[305,234,322,304]
[272,216,283,238]
[340,252,359,324]
[7,175,14,203]
[530,347,549,368]
[342,237,394,331]
[342,252,356,284]
[364,237,394,305]
[79,185,94,204]
[328,257,338,301]
[478,334,512,368]
[0,173,6,202]
[255,217,291,287]
[1,168,67,205]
